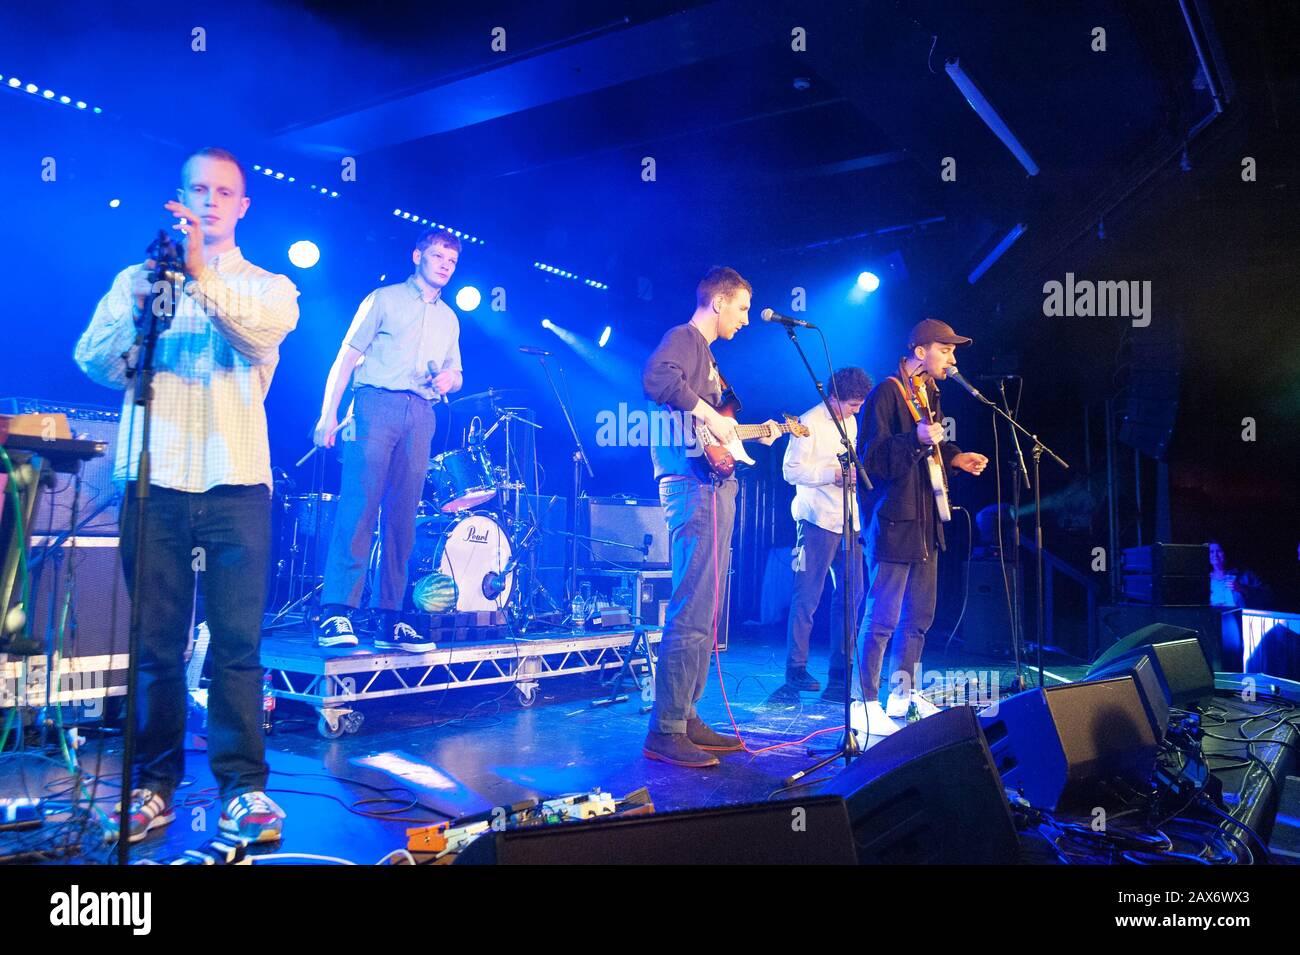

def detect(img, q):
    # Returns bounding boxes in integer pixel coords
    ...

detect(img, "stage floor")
[6,628,1084,864]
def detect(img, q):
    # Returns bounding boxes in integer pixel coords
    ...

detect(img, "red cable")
[706,480,847,755]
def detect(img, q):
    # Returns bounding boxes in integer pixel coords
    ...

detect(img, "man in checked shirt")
[75,147,299,847]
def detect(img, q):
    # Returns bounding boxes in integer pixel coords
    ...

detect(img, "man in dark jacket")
[857,319,988,722]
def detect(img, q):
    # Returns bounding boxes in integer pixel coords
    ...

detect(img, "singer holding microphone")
[312,229,463,651]
[75,147,299,845]
[856,319,987,726]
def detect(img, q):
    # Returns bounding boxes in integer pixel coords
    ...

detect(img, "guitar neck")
[733,422,795,440]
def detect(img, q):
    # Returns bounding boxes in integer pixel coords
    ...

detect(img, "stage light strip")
[391,209,482,245]
[248,163,347,198]
[967,222,1027,285]
[533,261,607,290]
[1,72,100,112]
[944,58,1039,177]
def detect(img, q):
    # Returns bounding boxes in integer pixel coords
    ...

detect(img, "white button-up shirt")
[783,402,859,534]
[74,247,300,492]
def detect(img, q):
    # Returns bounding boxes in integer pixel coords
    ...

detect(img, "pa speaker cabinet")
[454,795,856,864]
[823,705,1018,864]
[0,398,120,536]
[979,677,1159,813]
[577,496,669,569]
[960,559,1021,658]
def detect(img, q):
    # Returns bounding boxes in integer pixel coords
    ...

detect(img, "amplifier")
[0,398,120,536]
[1121,573,1209,606]
[577,496,669,569]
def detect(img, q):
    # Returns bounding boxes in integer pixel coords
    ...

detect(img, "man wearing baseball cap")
[854,318,988,732]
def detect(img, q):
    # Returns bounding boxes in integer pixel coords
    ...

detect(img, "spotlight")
[108,199,120,208]
[598,326,611,348]
[455,286,481,311]
[541,318,554,330]
[288,240,321,269]
[856,271,880,293]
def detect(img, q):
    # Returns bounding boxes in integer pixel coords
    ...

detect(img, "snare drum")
[426,447,497,512]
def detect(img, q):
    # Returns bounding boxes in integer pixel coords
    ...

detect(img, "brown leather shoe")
[686,717,744,752]
[643,731,720,768]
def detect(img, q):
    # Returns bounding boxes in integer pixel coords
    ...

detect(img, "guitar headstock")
[783,413,811,438]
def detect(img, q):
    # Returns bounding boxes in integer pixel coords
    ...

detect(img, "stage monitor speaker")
[1088,637,1213,709]
[1096,606,1226,670]
[1092,622,1199,669]
[454,795,856,865]
[1083,652,1171,741]
[0,398,120,536]
[822,704,1018,863]
[979,677,1159,813]
[577,496,669,569]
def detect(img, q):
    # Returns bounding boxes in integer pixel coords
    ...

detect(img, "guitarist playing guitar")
[856,319,987,727]
[641,267,786,767]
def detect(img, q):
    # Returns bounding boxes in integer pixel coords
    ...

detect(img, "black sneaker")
[374,621,437,653]
[316,614,358,648]
[785,667,822,692]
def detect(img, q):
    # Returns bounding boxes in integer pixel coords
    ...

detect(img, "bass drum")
[409,512,514,613]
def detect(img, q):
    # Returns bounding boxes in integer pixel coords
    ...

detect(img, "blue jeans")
[120,484,271,803]
[786,520,863,675]
[650,475,737,735]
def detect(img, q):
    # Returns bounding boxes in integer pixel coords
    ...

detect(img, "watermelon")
[412,573,458,614]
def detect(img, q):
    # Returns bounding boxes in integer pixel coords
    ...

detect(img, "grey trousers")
[786,520,863,674]
[650,475,737,735]
[322,386,437,611]
[858,555,938,702]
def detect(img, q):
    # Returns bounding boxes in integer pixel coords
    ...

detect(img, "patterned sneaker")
[103,788,175,844]
[374,621,437,653]
[218,791,285,844]
[316,614,358,648]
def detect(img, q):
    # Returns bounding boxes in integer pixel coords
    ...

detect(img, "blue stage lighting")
[856,271,880,293]
[541,318,554,330]
[288,240,321,269]
[598,326,612,348]
[108,199,120,208]
[455,286,481,311]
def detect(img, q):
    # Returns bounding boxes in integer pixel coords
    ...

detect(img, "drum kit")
[268,388,561,630]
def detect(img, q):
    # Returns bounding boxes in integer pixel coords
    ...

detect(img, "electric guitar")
[913,381,952,523]
[694,387,810,478]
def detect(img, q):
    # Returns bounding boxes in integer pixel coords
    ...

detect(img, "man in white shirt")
[75,147,298,847]
[782,367,873,701]
[311,229,464,652]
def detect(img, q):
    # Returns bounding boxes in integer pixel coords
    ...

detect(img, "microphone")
[427,360,448,403]
[518,345,551,356]
[946,367,986,400]
[760,308,817,329]
[977,373,1021,381]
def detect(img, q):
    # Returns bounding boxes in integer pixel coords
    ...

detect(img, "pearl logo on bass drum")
[463,525,491,544]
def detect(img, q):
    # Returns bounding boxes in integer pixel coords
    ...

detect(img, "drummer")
[311,228,464,651]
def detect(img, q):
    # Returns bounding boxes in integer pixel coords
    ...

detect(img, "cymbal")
[450,387,527,410]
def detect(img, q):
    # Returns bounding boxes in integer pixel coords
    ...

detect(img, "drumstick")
[295,414,354,467]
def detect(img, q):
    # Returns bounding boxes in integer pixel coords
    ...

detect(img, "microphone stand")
[950,371,1067,692]
[531,354,593,612]
[778,323,873,783]
[998,380,1030,692]
[118,231,185,865]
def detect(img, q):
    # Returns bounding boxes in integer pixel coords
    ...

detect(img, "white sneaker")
[850,700,899,744]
